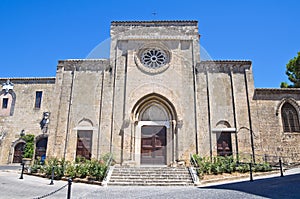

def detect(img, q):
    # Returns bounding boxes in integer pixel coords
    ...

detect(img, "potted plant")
[21,134,35,168]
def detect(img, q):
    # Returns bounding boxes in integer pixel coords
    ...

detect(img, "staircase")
[107,166,194,186]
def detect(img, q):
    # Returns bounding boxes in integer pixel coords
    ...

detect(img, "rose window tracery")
[141,49,167,68]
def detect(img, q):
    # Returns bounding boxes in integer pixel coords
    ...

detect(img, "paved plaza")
[0,166,300,199]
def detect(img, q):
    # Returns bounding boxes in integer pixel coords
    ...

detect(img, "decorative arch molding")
[212,120,236,132]
[131,93,177,122]
[78,118,94,126]
[216,120,232,128]
[8,138,26,164]
[74,118,97,131]
[35,134,48,142]
[11,137,26,148]
[276,98,300,116]
[0,89,16,116]
[130,93,178,166]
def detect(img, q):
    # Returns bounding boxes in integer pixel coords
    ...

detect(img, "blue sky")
[0,0,299,88]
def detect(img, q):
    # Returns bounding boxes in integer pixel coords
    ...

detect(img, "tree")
[281,52,300,88]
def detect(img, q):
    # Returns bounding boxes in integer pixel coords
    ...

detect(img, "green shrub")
[193,155,236,176]
[192,154,272,177]
[64,162,76,178]
[31,164,42,173]
[42,157,65,179]
[21,134,35,159]
[30,154,114,181]
[88,159,107,180]
[254,163,272,172]
[236,163,250,173]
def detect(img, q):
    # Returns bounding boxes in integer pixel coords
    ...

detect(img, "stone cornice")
[196,60,252,73]
[58,59,110,72]
[200,60,252,64]
[255,88,300,94]
[0,77,55,84]
[117,36,196,41]
[111,20,198,27]
[254,88,300,100]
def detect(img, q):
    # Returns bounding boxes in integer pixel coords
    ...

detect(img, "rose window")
[141,49,167,68]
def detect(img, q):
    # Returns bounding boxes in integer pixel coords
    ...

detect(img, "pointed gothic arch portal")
[132,94,177,166]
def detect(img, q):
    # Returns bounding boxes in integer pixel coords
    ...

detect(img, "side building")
[0,78,55,164]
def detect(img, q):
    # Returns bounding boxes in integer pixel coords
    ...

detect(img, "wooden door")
[141,126,166,165]
[35,138,48,161]
[76,131,92,160]
[217,132,233,156]
[13,142,25,163]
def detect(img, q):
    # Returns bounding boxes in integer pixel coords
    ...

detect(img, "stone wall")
[109,21,201,164]
[46,59,111,161]
[252,89,300,163]
[0,78,55,164]
[196,61,255,160]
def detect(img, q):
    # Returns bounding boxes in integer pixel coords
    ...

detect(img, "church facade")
[0,21,299,166]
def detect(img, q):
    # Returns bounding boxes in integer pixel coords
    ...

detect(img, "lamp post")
[238,126,255,163]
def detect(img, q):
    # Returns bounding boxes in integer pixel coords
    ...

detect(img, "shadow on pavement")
[200,174,300,199]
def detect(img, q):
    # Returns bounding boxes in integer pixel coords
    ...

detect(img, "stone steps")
[107,166,194,186]
[107,182,193,186]
[110,175,190,180]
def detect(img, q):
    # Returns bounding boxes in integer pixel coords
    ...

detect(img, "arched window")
[281,103,300,132]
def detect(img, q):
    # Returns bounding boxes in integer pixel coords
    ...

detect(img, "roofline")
[59,59,109,62]
[111,20,198,27]
[0,77,55,80]
[0,77,56,84]
[255,88,300,91]
[254,88,300,96]
[200,60,252,64]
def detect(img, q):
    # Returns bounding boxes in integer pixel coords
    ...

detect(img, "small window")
[35,91,43,109]
[2,98,8,109]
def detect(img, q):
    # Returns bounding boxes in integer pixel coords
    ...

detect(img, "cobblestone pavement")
[0,166,299,199]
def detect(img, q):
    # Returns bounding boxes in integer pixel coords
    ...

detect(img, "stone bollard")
[67,178,72,199]
[279,158,284,177]
[19,163,25,179]
[50,166,54,185]
[249,163,253,182]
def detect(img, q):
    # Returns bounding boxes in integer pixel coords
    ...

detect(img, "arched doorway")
[132,94,177,166]
[35,136,48,162]
[13,142,25,163]
[140,105,168,165]
[214,121,234,157]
